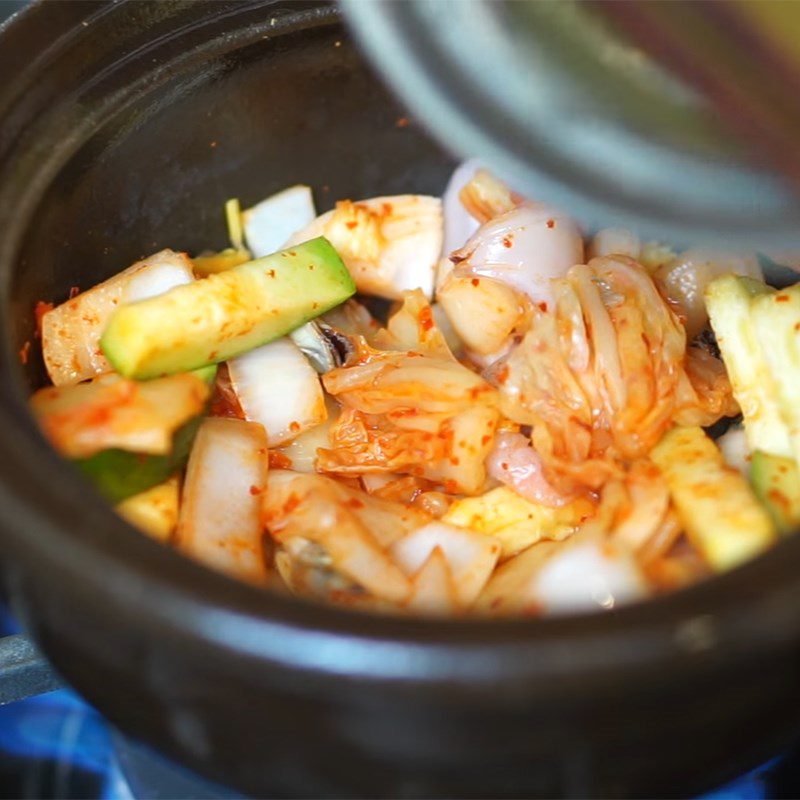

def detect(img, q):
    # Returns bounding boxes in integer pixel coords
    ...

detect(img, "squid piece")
[287,195,443,299]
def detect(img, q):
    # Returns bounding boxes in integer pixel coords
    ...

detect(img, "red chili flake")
[776,295,790,303]
[268,269,276,278]
[249,485,262,496]
[347,497,365,509]
[395,117,409,128]
[546,219,555,229]
[346,221,358,229]
[269,451,292,469]
[382,202,394,215]
[538,302,548,312]
[258,447,267,455]
[289,421,301,432]
[419,306,434,332]
[502,235,513,248]
[495,365,510,384]
[449,456,461,466]
[34,301,54,338]
[794,322,800,331]
[208,351,218,360]
[443,480,459,494]
[481,435,491,445]
[471,278,480,287]
[501,462,509,470]
[18,341,31,365]
[283,493,301,514]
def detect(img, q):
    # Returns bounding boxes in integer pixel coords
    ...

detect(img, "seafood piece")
[447,202,584,310]
[287,195,443,299]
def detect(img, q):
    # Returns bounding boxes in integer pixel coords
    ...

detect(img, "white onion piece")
[452,203,584,310]
[390,521,501,606]
[228,338,326,447]
[242,184,316,257]
[176,418,268,583]
[534,541,647,613]
[405,547,458,616]
[717,424,750,476]
[655,249,762,339]
[275,398,338,472]
[588,228,641,261]
[42,249,194,386]
[122,255,194,303]
[442,159,484,256]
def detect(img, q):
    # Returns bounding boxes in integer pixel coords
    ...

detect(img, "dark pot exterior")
[1,2,800,797]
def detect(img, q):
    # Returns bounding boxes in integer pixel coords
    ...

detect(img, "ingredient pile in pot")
[29,164,800,616]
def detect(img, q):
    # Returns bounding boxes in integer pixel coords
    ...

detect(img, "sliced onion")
[717,424,750,475]
[176,418,269,583]
[390,521,501,607]
[263,471,412,602]
[477,533,647,616]
[405,546,459,615]
[122,252,194,302]
[42,249,194,386]
[228,337,327,447]
[242,184,316,258]
[442,160,484,256]
[275,397,339,472]
[533,540,647,613]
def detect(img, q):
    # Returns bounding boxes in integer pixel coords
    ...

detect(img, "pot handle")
[0,634,62,705]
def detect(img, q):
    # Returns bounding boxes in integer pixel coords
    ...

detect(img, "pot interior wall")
[10,5,453,391]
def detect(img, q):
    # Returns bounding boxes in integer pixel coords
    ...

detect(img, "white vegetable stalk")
[176,418,269,583]
[405,547,458,615]
[533,541,647,613]
[243,185,316,258]
[42,249,194,386]
[390,521,501,607]
[227,337,327,447]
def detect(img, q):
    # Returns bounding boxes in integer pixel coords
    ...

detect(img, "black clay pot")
[2,2,800,797]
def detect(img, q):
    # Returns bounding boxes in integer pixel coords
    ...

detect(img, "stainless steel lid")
[342,0,800,247]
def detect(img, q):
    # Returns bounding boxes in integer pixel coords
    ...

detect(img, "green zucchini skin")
[74,414,202,503]
[101,237,356,379]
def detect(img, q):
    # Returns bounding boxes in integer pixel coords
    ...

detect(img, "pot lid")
[342,0,800,248]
